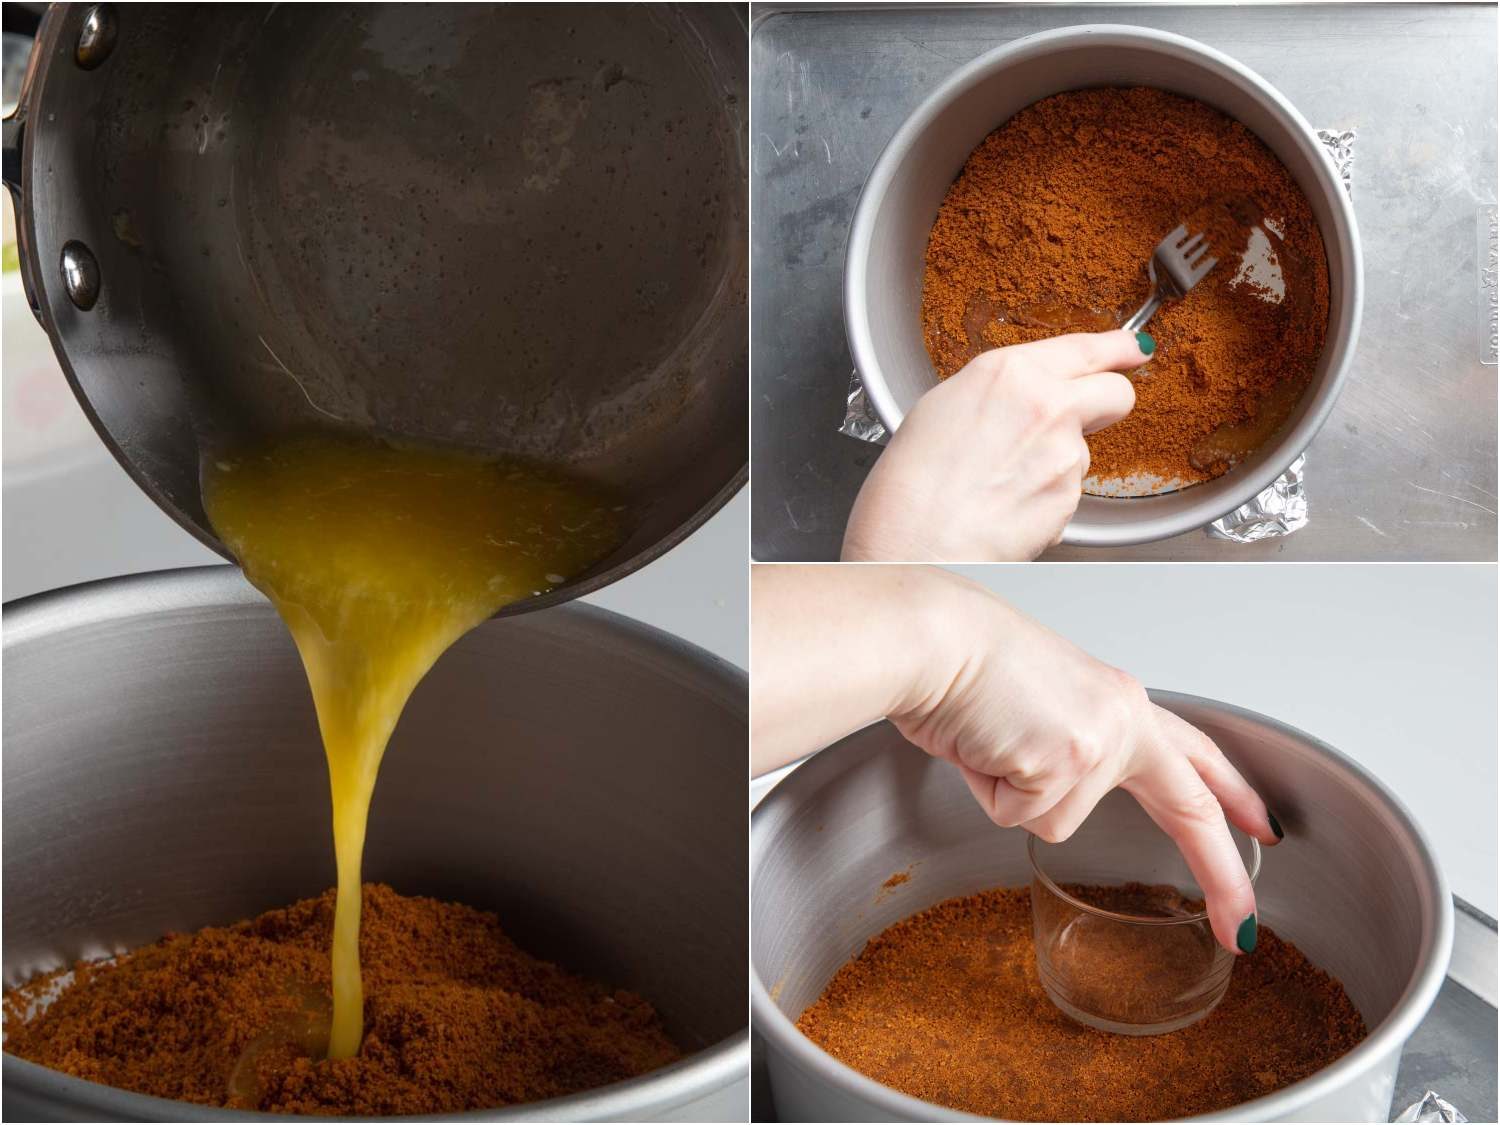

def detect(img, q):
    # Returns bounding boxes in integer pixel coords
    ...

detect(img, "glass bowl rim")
[1026,828,1262,926]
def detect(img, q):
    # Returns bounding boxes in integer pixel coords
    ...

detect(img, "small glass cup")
[1028,790,1261,1035]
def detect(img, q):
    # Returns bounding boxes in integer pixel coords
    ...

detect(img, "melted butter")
[1002,300,1118,334]
[959,295,1119,363]
[1189,374,1308,474]
[203,433,621,1059]
[227,981,331,1102]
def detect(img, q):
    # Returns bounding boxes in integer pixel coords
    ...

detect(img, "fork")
[1122,224,1218,332]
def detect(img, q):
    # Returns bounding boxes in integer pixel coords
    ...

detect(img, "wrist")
[842,524,931,563]
[885,568,999,727]
[843,453,948,563]
[843,493,923,563]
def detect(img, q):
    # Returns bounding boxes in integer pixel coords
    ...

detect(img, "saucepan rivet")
[60,242,101,310]
[75,4,119,71]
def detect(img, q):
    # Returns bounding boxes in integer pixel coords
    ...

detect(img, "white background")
[948,563,1498,916]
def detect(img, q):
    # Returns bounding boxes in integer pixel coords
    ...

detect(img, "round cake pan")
[752,691,1450,1122]
[3,567,748,1122]
[844,25,1362,547]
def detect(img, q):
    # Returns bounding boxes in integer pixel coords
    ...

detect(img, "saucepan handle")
[2,114,20,197]
[2,1,44,191]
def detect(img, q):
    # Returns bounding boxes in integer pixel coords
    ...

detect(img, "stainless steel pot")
[3,3,748,613]
[3,567,749,1122]
[752,691,1451,1122]
[844,26,1362,547]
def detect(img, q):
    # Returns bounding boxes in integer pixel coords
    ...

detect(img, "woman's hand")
[842,330,1154,562]
[893,573,1277,954]
[752,565,1279,955]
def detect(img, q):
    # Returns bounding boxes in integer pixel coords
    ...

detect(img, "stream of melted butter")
[204,433,621,1059]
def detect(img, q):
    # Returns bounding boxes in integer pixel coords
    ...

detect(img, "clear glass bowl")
[1028,790,1261,1035]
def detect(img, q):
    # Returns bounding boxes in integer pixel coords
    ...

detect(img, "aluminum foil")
[839,128,1358,542]
[1317,128,1357,195]
[1207,454,1308,541]
[1395,1091,1469,1123]
[839,369,889,444]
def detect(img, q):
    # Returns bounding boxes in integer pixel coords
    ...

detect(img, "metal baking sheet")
[750,2,1498,561]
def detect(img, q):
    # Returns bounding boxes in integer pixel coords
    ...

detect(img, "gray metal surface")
[1392,976,1498,1124]
[1446,898,1497,1003]
[2,567,748,1122]
[9,3,748,611]
[750,3,1498,561]
[751,695,1455,1121]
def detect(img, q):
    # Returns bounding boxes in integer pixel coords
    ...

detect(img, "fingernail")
[1236,913,1258,954]
[1135,330,1156,356]
[1268,811,1284,840]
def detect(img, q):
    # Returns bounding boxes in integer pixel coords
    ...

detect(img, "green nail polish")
[1135,330,1156,356]
[1268,812,1284,840]
[1237,913,1258,955]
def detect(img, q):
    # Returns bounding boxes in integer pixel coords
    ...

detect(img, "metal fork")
[1122,224,1218,331]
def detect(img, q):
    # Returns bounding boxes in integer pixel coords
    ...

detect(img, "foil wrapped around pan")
[1206,454,1308,541]
[838,128,1358,544]
[1395,1090,1469,1123]
[839,369,889,444]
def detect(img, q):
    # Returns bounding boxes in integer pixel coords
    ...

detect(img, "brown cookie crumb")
[797,885,1365,1121]
[5,884,681,1115]
[921,87,1330,487]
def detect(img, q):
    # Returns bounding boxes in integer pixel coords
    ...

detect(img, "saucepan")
[844,25,1362,547]
[3,2,748,610]
[3,567,749,1121]
[752,691,1450,1122]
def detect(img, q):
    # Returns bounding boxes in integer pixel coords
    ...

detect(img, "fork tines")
[1169,224,1217,280]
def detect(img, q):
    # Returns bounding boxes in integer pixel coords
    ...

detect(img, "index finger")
[1121,740,1258,956]
[1001,329,1156,381]
[1155,706,1281,847]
